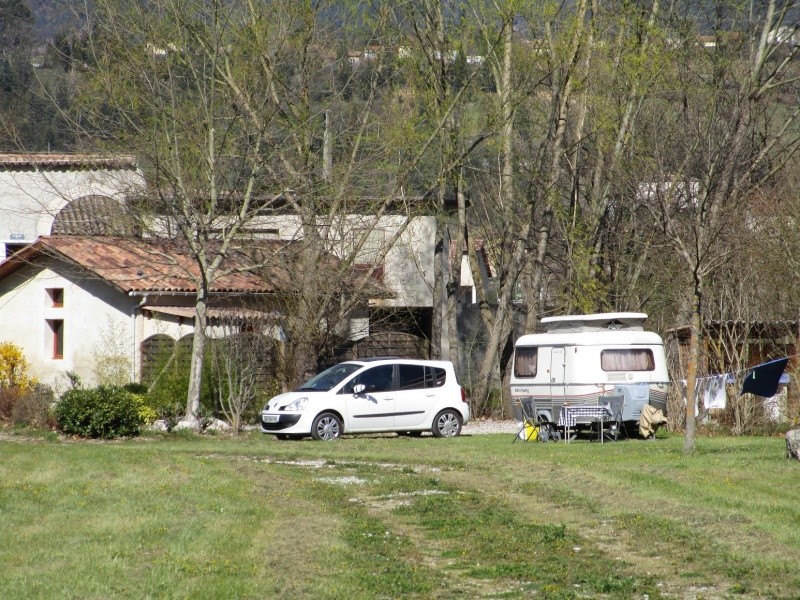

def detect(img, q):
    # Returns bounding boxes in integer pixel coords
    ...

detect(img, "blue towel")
[740,358,788,398]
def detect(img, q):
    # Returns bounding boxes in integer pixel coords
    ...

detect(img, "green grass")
[1,431,798,598]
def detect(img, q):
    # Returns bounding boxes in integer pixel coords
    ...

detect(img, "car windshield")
[295,363,363,392]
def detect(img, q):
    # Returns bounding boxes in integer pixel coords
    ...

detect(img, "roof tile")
[0,236,296,294]
[0,153,138,170]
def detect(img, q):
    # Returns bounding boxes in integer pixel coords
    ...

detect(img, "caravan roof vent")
[541,312,648,333]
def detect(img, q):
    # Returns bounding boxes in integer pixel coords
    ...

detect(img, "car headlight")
[281,397,308,412]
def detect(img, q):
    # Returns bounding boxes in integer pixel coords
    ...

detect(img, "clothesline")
[686,354,798,382]
[681,355,793,405]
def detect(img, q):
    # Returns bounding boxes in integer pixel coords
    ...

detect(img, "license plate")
[263,414,280,423]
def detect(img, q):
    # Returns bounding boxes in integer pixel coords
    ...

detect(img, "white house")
[152,211,495,359]
[450,238,494,305]
[157,212,437,312]
[0,153,145,259]
[199,214,492,309]
[0,235,296,388]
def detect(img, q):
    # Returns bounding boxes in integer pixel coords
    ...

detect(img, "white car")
[260,358,470,440]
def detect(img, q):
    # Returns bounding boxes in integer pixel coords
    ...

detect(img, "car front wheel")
[311,412,343,441]
[432,409,462,438]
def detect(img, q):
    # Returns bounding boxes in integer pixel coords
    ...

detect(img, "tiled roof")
[144,306,277,320]
[0,153,138,171]
[51,195,136,236]
[0,236,295,295]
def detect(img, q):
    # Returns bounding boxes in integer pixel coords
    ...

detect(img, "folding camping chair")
[604,395,627,441]
[513,399,560,443]
[513,399,540,442]
[536,409,561,442]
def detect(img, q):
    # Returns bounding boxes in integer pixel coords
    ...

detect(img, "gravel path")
[462,419,519,435]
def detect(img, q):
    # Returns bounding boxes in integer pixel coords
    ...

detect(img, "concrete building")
[0,153,145,258]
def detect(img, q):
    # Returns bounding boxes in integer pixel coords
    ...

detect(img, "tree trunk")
[185,288,208,428]
[431,218,445,360]
[471,299,514,415]
[526,204,554,330]
[684,278,701,452]
[447,180,467,372]
[468,10,515,411]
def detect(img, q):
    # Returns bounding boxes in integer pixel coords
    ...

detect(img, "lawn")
[1,430,798,599]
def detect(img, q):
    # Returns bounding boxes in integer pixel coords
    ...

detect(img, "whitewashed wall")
[185,214,438,308]
[0,167,145,253]
[0,257,188,388]
[150,212,487,312]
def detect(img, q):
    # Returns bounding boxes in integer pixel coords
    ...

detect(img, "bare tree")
[644,0,800,451]
[464,0,663,413]
[71,0,471,421]
[75,0,293,427]
[209,317,276,433]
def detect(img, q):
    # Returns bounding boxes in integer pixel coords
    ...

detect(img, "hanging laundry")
[703,374,727,410]
[740,358,789,398]
[678,379,699,416]
[696,377,708,406]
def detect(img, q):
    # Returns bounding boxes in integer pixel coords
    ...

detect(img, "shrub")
[120,383,158,423]
[145,342,218,421]
[55,386,142,438]
[0,386,22,421]
[92,318,134,387]
[123,382,149,395]
[0,342,36,393]
[12,383,56,429]
[132,393,158,425]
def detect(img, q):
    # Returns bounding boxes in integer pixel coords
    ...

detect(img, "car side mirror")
[353,383,366,395]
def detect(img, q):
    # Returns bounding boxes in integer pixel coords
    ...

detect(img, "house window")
[600,349,655,371]
[349,228,386,284]
[3,243,26,258]
[47,288,64,307]
[47,319,64,359]
[514,347,538,378]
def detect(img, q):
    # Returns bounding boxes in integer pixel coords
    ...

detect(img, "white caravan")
[510,313,670,425]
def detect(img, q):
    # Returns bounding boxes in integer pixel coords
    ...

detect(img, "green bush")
[144,343,218,421]
[55,386,142,438]
[123,382,148,395]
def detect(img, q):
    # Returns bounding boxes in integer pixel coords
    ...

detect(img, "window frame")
[340,364,395,394]
[47,319,64,359]
[600,348,656,372]
[47,288,65,308]
[513,346,538,378]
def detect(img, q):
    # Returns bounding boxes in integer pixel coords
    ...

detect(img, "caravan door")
[549,346,567,399]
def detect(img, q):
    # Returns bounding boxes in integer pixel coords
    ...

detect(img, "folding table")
[558,405,612,443]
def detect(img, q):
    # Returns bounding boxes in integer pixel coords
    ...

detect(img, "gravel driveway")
[461,419,518,435]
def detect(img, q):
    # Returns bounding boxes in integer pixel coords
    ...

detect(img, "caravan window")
[514,347,538,377]
[601,349,655,371]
